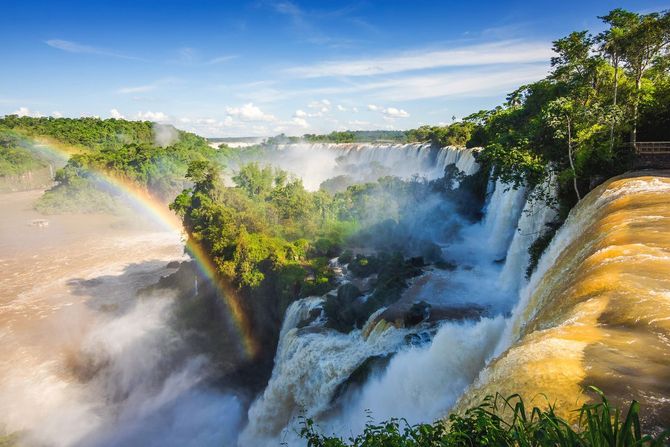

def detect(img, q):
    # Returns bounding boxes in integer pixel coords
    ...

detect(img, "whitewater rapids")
[240,149,559,445]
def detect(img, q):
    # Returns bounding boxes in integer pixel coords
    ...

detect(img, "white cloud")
[352,107,359,113]
[285,40,552,78]
[109,108,125,119]
[292,117,309,128]
[282,64,548,102]
[293,109,307,118]
[51,111,63,118]
[45,39,139,60]
[308,99,331,114]
[12,107,42,117]
[383,107,409,118]
[368,65,548,101]
[225,103,276,122]
[337,104,347,112]
[135,110,170,122]
[367,104,379,111]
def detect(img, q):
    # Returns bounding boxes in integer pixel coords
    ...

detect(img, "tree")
[232,163,275,198]
[598,9,639,149]
[545,98,582,200]
[185,159,220,194]
[619,11,670,142]
[551,31,602,106]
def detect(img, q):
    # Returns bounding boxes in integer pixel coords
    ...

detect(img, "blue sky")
[1,0,668,137]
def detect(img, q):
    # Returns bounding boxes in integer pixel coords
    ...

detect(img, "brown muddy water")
[457,173,670,433]
[0,189,188,445]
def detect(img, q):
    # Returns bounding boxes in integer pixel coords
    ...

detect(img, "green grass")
[298,387,668,446]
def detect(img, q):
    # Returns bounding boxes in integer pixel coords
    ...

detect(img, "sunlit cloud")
[285,40,552,78]
[12,106,42,117]
[366,65,548,101]
[382,107,409,118]
[276,64,548,102]
[135,110,170,122]
[109,109,125,119]
[226,103,277,122]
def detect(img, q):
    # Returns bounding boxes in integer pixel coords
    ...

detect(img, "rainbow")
[27,137,260,359]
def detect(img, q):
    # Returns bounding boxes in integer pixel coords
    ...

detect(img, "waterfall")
[457,174,670,430]
[479,180,527,260]
[241,166,539,446]
[254,143,479,190]
[497,174,558,293]
[324,316,506,434]
[239,302,416,446]
[503,175,670,349]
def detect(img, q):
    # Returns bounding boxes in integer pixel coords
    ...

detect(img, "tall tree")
[598,9,639,149]
[545,98,582,201]
[620,11,670,142]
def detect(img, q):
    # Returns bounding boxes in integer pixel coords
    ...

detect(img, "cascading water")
[10,142,659,446]
[240,150,554,446]
[457,173,670,433]
[479,179,528,260]
[497,174,558,293]
[245,143,479,190]
[239,303,418,446]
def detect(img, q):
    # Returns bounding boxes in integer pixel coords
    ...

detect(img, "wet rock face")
[140,261,279,392]
[377,301,486,330]
[323,283,365,333]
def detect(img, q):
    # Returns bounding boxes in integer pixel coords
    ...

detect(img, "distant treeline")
[0,116,224,212]
[263,127,475,146]
[281,8,670,222]
[0,132,47,177]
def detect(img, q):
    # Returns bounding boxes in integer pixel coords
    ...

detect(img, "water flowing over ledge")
[456,172,670,433]
[261,143,479,190]
[239,145,565,445]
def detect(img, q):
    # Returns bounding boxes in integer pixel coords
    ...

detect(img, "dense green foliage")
[0,116,223,212]
[470,10,670,216]
[172,161,346,319]
[405,122,478,148]
[170,158,475,341]
[0,115,155,150]
[297,126,476,147]
[299,389,668,447]
[302,130,407,143]
[0,132,46,176]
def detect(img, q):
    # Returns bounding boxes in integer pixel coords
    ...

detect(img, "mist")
[0,284,244,447]
[0,194,245,447]
[153,123,180,148]
[1,142,552,447]
[225,142,477,191]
